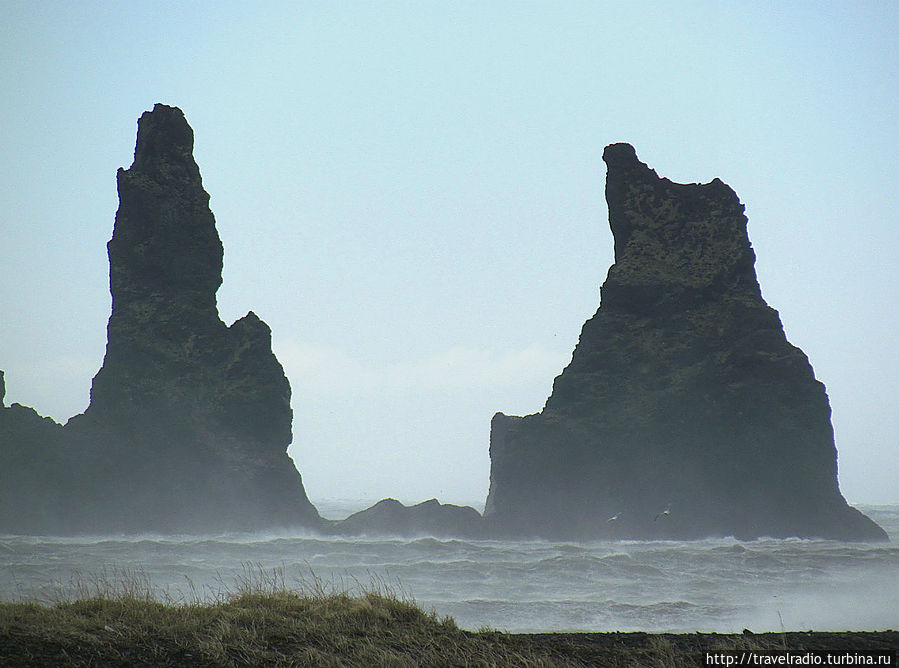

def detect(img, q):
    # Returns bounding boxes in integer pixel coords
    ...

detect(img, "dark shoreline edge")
[505,631,899,659]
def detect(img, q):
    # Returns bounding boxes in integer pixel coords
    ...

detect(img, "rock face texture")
[1,105,320,534]
[485,144,886,541]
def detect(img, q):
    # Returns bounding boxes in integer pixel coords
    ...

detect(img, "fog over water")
[2,504,897,633]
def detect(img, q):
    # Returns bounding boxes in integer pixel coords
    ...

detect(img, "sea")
[2,502,897,634]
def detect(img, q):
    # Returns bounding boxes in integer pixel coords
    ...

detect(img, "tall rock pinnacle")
[484,144,886,541]
[88,104,226,417]
[52,104,320,532]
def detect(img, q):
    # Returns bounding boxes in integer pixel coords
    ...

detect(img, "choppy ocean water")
[1,502,897,634]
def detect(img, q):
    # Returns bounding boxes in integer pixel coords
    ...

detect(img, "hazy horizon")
[2,2,897,507]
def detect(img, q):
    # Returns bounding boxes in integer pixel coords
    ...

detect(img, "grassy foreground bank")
[2,594,896,667]
[1,566,895,667]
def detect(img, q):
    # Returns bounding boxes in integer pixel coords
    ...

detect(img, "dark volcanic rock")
[484,143,886,542]
[327,498,485,538]
[2,105,320,534]
[0,371,67,533]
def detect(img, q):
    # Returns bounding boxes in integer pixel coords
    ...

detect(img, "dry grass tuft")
[2,565,895,666]
[0,563,577,666]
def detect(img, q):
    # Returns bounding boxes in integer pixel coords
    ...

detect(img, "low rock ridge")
[323,498,485,538]
[484,143,886,542]
[0,371,66,532]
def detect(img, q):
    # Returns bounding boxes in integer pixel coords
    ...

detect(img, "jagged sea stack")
[58,104,320,532]
[484,144,886,541]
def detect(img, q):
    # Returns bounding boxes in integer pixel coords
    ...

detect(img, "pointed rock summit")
[1,104,320,533]
[485,144,886,541]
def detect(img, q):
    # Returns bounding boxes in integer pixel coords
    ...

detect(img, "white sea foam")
[1,505,896,633]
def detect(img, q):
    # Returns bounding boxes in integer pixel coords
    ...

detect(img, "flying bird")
[607,512,622,523]
[654,505,671,521]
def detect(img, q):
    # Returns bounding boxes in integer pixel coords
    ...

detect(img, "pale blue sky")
[2,1,897,505]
